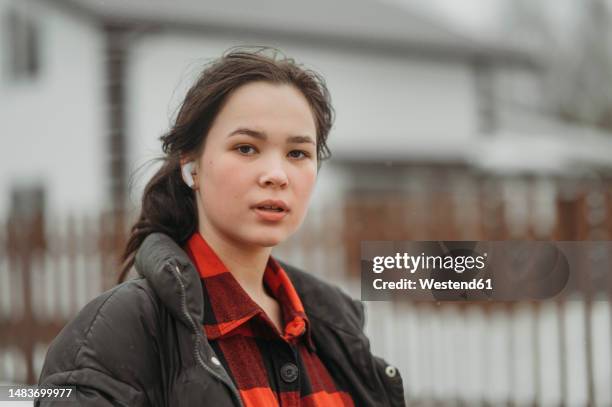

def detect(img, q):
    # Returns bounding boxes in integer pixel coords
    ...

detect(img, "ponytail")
[117,158,197,282]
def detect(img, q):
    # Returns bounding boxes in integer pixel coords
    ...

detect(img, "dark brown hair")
[118,47,334,283]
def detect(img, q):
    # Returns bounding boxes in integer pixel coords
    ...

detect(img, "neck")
[197,228,272,300]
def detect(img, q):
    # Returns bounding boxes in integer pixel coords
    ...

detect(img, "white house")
[0,0,542,220]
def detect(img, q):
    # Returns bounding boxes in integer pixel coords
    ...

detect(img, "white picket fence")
[362,298,611,406]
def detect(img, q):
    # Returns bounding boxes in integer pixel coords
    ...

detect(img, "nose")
[258,162,289,189]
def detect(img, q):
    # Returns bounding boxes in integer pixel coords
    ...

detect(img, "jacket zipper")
[169,264,244,407]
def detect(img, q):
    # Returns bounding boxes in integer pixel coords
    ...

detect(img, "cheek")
[201,159,249,209]
[293,168,318,204]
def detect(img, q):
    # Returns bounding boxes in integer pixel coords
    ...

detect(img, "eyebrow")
[228,127,315,145]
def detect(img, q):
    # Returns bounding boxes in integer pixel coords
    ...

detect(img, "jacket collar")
[135,233,205,328]
[135,233,364,342]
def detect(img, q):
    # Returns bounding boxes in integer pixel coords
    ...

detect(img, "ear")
[179,158,198,189]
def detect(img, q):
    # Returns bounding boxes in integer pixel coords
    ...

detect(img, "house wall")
[0,0,105,219]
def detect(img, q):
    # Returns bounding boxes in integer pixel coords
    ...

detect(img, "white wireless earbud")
[181,161,196,188]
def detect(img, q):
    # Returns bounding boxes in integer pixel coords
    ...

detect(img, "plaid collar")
[185,232,315,351]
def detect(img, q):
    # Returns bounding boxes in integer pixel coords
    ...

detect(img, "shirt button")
[211,356,221,366]
[385,365,397,378]
[280,362,299,383]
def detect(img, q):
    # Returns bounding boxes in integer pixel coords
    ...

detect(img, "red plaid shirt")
[185,232,355,407]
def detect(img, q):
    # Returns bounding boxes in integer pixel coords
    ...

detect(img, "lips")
[252,200,290,212]
[251,199,290,222]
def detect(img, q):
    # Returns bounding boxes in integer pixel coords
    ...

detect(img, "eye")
[235,145,257,155]
[288,150,311,159]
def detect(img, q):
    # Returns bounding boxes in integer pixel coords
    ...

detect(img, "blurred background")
[1,0,612,405]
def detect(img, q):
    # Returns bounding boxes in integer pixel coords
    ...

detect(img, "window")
[3,6,40,81]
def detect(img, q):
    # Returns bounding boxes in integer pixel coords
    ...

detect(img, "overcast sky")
[416,0,505,32]
[390,0,506,35]
[392,0,582,42]
[392,0,592,42]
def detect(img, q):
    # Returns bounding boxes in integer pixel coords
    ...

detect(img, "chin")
[248,229,292,247]
[253,235,285,247]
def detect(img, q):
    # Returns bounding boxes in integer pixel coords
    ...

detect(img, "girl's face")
[193,81,318,249]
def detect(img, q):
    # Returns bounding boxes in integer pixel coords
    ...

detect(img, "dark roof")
[48,0,538,66]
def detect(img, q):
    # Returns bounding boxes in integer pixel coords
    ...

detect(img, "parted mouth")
[251,199,290,212]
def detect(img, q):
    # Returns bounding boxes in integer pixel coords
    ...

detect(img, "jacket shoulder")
[279,261,365,334]
[39,278,161,398]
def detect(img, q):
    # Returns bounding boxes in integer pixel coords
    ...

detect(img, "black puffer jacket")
[36,233,406,406]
